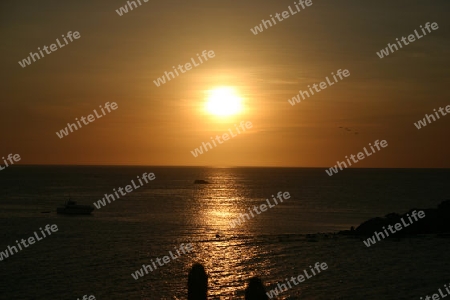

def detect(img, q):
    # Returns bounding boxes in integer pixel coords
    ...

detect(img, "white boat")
[57,200,94,215]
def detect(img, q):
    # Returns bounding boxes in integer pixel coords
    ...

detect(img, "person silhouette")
[188,263,208,300]
[245,277,269,300]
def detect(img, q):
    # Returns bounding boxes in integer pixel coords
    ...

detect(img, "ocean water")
[0,166,449,299]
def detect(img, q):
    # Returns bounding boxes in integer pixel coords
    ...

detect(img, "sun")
[205,87,242,117]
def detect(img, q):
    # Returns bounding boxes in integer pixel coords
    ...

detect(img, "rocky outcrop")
[341,200,450,236]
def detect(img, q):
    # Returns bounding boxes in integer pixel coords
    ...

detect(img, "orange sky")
[1,0,450,167]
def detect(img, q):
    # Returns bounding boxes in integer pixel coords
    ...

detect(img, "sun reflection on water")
[186,169,266,298]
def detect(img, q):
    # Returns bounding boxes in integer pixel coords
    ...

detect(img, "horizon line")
[8,164,450,169]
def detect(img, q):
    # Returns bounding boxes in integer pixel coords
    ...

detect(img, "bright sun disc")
[205,87,242,117]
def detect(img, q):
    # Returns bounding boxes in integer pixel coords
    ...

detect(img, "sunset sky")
[1,0,449,167]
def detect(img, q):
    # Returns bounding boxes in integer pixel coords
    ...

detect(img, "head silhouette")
[245,277,269,300]
[188,263,208,300]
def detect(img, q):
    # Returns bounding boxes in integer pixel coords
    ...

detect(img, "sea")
[0,166,449,300]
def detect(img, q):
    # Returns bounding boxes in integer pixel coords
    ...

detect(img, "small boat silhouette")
[57,200,94,215]
[194,179,210,184]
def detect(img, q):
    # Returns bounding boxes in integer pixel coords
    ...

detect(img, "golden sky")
[1,0,450,167]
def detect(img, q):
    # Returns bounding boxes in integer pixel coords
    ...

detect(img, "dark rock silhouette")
[341,200,450,236]
[188,263,208,300]
[245,277,269,300]
[194,180,210,184]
